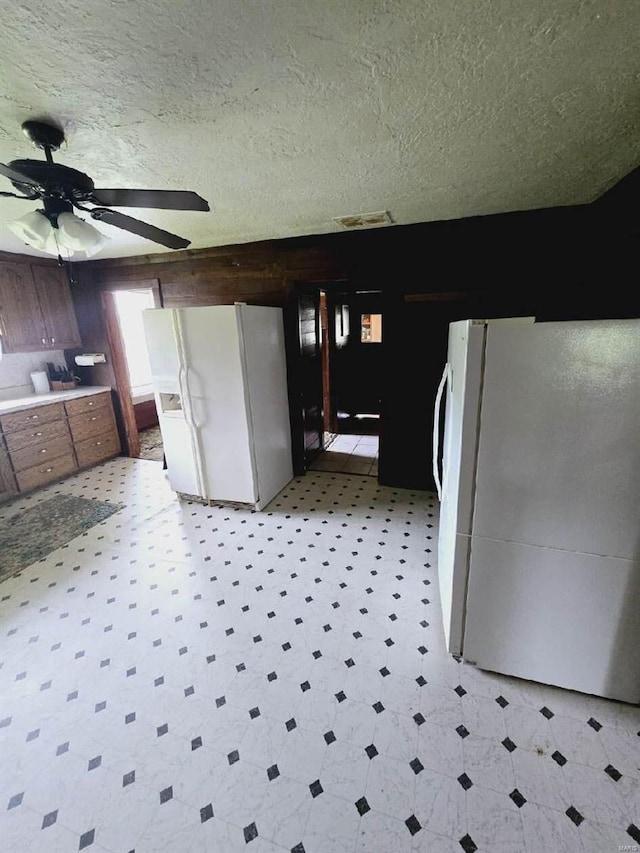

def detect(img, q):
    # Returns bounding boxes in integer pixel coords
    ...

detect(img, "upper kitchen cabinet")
[0,259,81,353]
[0,262,47,352]
[31,264,82,349]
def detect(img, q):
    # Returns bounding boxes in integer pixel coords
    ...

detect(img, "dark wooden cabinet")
[32,264,82,349]
[0,262,49,352]
[0,391,120,500]
[0,259,81,353]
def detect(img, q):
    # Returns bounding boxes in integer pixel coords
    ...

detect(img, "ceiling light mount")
[22,120,65,153]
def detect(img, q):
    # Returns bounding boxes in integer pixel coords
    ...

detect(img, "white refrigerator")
[142,303,293,510]
[434,317,640,703]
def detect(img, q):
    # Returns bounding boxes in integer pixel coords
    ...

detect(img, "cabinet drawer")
[65,393,110,418]
[10,436,74,473]
[4,418,70,453]
[0,403,65,434]
[75,432,120,468]
[68,409,115,442]
[15,452,77,492]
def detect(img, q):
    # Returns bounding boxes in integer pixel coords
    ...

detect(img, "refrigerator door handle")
[183,366,203,429]
[178,363,198,432]
[174,310,208,499]
[433,362,450,501]
[175,316,195,431]
[178,364,189,421]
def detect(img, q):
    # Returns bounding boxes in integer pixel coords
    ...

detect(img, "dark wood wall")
[69,168,639,489]
[77,241,345,303]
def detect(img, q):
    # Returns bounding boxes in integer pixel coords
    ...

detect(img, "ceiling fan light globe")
[43,228,60,256]
[7,209,53,251]
[80,234,108,258]
[56,211,105,254]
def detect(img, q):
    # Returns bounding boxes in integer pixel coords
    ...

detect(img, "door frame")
[319,290,338,434]
[100,279,161,457]
[284,279,347,475]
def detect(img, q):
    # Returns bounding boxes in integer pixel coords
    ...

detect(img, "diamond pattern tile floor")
[309,434,378,477]
[0,457,638,852]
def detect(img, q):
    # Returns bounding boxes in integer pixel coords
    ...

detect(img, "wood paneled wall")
[65,171,638,488]
[76,241,346,306]
[73,186,638,331]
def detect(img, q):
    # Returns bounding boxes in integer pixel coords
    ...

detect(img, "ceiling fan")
[0,120,210,256]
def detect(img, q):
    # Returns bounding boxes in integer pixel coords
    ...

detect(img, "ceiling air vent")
[333,210,393,229]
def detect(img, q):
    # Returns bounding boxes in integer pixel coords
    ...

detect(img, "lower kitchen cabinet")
[75,432,121,468]
[65,392,119,464]
[0,391,120,501]
[15,451,77,492]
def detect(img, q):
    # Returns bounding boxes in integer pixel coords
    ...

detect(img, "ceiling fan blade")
[0,161,40,188]
[0,191,35,199]
[90,208,191,249]
[89,188,209,211]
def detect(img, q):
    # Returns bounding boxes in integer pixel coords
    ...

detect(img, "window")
[361,313,382,343]
[113,289,156,398]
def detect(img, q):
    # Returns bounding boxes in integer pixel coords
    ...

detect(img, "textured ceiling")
[1,0,639,259]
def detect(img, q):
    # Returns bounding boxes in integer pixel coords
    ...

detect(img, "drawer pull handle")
[34,432,42,437]
[40,449,47,454]
[90,416,97,421]
[96,441,102,446]
[88,402,94,406]
[29,415,39,420]
[44,467,53,473]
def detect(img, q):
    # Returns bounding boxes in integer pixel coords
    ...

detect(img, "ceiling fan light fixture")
[7,209,53,251]
[7,209,107,257]
[2,120,209,253]
[56,211,107,257]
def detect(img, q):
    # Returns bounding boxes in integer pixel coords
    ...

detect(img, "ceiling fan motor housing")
[8,160,95,198]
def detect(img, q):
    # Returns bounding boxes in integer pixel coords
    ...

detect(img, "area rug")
[0,495,125,582]
[138,426,164,462]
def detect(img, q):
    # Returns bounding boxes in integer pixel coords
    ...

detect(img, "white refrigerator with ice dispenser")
[433,317,640,703]
[142,303,293,510]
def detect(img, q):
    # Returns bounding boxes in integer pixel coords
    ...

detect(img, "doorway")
[287,283,382,477]
[379,289,486,489]
[101,283,162,460]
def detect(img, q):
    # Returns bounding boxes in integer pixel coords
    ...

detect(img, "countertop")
[0,387,112,416]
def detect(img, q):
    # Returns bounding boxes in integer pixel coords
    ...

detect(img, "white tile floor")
[0,458,638,853]
[310,434,378,477]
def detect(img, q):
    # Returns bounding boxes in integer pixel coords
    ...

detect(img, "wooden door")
[32,264,81,349]
[298,291,324,464]
[319,291,337,434]
[0,262,47,352]
[285,288,324,473]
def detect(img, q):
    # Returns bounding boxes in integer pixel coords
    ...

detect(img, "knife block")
[51,380,76,391]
